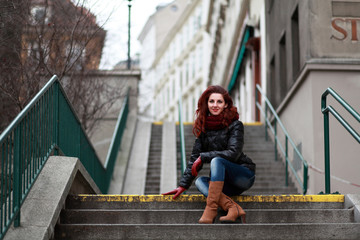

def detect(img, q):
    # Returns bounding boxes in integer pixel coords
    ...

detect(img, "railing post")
[303,164,308,194]
[178,98,186,174]
[53,81,59,155]
[13,126,22,227]
[255,87,259,121]
[265,104,268,141]
[274,119,278,161]
[323,110,331,194]
[285,136,288,187]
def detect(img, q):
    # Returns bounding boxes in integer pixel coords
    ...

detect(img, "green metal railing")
[255,84,308,194]
[321,87,360,194]
[0,75,129,239]
[178,97,187,175]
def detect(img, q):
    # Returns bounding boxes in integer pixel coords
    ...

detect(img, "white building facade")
[138,0,211,122]
[207,0,265,123]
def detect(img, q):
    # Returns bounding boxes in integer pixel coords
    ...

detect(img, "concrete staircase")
[144,124,162,194]
[178,123,298,194]
[53,123,360,239]
[54,194,360,239]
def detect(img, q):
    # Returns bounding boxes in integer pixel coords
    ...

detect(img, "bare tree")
[0,0,124,135]
[0,0,26,130]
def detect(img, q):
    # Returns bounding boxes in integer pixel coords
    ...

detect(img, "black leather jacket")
[179,120,256,189]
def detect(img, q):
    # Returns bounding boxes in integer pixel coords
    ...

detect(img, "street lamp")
[127,0,132,70]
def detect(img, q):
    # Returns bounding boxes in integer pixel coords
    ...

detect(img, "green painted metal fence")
[321,87,360,194]
[255,84,308,194]
[0,75,129,239]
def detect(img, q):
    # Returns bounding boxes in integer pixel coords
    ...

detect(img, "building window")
[186,61,189,86]
[166,51,170,68]
[162,90,166,112]
[279,33,287,99]
[180,70,183,90]
[192,51,196,78]
[184,24,188,45]
[173,77,176,99]
[30,5,50,24]
[28,41,40,59]
[197,6,202,30]
[291,6,300,81]
[192,96,196,120]
[180,30,183,51]
[167,84,170,108]
[66,42,84,70]
[198,45,202,71]
[269,55,277,108]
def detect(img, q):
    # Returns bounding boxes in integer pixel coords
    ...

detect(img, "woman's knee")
[195,176,209,187]
[195,176,210,196]
[210,156,224,166]
[210,157,226,172]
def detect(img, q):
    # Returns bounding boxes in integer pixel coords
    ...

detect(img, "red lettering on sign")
[331,18,360,41]
[331,18,347,40]
[346,19,358,41]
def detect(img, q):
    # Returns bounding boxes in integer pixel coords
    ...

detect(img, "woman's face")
[208,93,228,116]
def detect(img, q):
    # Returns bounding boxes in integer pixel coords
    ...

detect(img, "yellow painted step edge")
[77,194,344,203]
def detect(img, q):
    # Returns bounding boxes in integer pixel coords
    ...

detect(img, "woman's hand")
[162,186,186,199]
[191,156,202,177]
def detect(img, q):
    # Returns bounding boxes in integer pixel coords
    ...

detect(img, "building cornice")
[138,15,155,43]
[275,60,360,116]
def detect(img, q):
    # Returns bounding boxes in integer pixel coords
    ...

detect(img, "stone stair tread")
[61,208,354,224]
[65,195,345,210]
[55,222,360,240]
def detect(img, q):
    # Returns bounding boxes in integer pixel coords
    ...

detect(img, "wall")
[309,0,360,58]
[89,70,140,164]
[265,0,360,194]
[277,64,360,194]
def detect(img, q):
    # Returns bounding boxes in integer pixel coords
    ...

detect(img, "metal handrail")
[178,97,187,175]
[255,84,308,194]
[0,75,129,239]
[104,88,130,188]
[321,87,360,194]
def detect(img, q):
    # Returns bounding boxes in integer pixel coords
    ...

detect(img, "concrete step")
[245,187,298,194]
[66,195,345,210]
[55,222,360,240]
[60,208,354,224]
[252,181,294,188]
[183,179,295,192]
[56,195,359,240]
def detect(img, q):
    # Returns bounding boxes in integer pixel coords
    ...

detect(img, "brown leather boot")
[198,181,224,224]
[218,193,246,223]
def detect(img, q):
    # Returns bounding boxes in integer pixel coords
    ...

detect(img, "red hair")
[193,85,239,137]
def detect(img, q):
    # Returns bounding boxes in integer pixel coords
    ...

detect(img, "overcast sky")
[84,0,173,70]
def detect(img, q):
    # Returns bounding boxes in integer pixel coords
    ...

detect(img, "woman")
[163,85,256,224]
